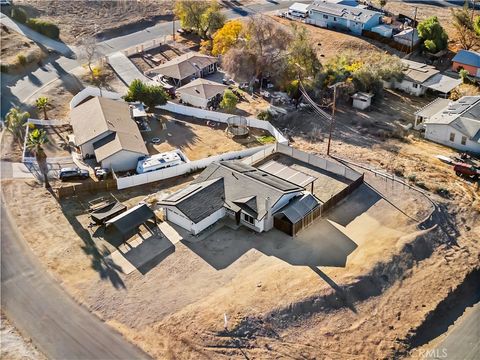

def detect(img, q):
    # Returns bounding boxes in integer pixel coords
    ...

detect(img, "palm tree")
[5,107,30,144]
[26,128,50,188]
[36,96,50,120]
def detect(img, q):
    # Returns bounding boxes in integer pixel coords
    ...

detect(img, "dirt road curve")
[0,198,150,360]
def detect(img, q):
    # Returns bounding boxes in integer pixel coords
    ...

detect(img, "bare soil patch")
[14,0,175,45]
[0,26,47,74]
[149,113,265,160]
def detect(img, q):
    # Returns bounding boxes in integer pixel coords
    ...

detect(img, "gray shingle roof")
[149,52,217,80]
[159,178,225,223]
[401,59,439,84]
[307,0,381,24]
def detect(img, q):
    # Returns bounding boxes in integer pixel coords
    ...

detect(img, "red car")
[454,164,480,179]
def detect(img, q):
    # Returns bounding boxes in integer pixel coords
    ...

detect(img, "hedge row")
[10,7,60,39]
[26,18,60,39]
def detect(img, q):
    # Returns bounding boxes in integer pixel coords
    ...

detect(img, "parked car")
[94,167,109,180]
[454,164,479,179]
[59,167,89,181]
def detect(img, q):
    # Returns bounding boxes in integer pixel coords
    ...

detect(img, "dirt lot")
[148,113,267,160]
[274,17,395,62]
[13,0,174,45]
[0,26,47,74]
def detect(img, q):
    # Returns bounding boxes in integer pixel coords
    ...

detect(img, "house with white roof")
[417,96,480,154]
[306,0,382,35]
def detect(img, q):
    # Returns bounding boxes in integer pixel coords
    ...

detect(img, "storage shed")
[352,92,374,110]
[371,24,393,38]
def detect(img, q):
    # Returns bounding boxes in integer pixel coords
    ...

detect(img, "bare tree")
[81,36,98,82]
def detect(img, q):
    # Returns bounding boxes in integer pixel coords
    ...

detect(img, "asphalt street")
[431,303,480,360]
[0,193,150,359]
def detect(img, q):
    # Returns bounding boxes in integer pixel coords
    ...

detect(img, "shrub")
[219,89,238,112]
[11,7,28,24]
[26,19,60,39]
[17,54,27,67]
[459,68,469,83]
[257,110,273,121]
[424,39,437,53]
[417,16,448,53]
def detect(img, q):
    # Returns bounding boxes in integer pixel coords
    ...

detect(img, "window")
[323,14,328,19]
[412,83,418,88]
[461,136,467,145]
[243,213,254,225]
[334,17,337,21]
[449,132,456,142]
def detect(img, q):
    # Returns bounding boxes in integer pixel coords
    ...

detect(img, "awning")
[90,201,127,225]
[423,73,462,94]
[106,203,156,238]
[275,193,320,224]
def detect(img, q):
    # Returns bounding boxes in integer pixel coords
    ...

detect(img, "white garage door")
[166,209,192,231]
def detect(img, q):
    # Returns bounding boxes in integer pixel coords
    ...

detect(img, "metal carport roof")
[106,203,156,239]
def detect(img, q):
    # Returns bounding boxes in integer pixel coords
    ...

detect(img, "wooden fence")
[55,179,117,199]
[362,30,420,53]
[321,174,365,214]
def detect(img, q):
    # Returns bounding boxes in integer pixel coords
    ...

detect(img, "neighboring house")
[176,78,227,109]
[306,0,382,35]
[393,28,420,47]
[392,59,461,97]
[421,96,480,154]
[414,97,450,129]
[452,50,480,78]
[149,52,218,86]
[70,97,148,171]
[158,161,320,236]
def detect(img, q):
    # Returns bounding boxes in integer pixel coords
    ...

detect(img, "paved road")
[0,191,150,359]
[430,302,480,360]
[1,1,303,116]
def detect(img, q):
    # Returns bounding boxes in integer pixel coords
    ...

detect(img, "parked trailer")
[136,150,183,174]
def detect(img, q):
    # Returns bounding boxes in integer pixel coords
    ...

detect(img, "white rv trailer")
[136,150,183,174]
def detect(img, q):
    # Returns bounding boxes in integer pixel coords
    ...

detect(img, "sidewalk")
[107,52,154,86]
[0,13,75,57]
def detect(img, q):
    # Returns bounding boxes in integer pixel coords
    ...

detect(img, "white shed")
[352,92,374,110]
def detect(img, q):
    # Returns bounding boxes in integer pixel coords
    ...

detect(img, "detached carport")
[106,204,157,241]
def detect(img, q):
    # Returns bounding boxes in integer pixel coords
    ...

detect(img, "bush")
[17,54,27,67]
[459,69,469,83]
[417,16,448,53]
[257,110,273,121]
[11,7,28,24]
[26,18,60,39]
[219,89,238,112]
[424,39,437,53]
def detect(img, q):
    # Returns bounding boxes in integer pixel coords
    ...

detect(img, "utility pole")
[172,1,176,42]
[326,81,344,156]
[410,6,417,53]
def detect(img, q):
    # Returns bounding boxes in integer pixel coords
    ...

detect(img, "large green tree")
[287,24,322,80]
[27,128,50,188]
[219,89,238,112]
[124,79,168,112]
[417,16,448,53]
[175,0,225,38]
[5,107,29,143]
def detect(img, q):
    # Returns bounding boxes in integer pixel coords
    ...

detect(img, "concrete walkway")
[108,52,153,86]
[0,13,75,57]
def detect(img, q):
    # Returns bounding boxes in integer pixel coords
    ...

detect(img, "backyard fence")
[157,102,289,145]
[115,145,273,190]
[55,179,117,199]
[275,143,362,181]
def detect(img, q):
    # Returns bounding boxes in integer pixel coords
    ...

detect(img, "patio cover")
[423,73,462,94]
[275,193,320,224]
[106,203,156,239]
